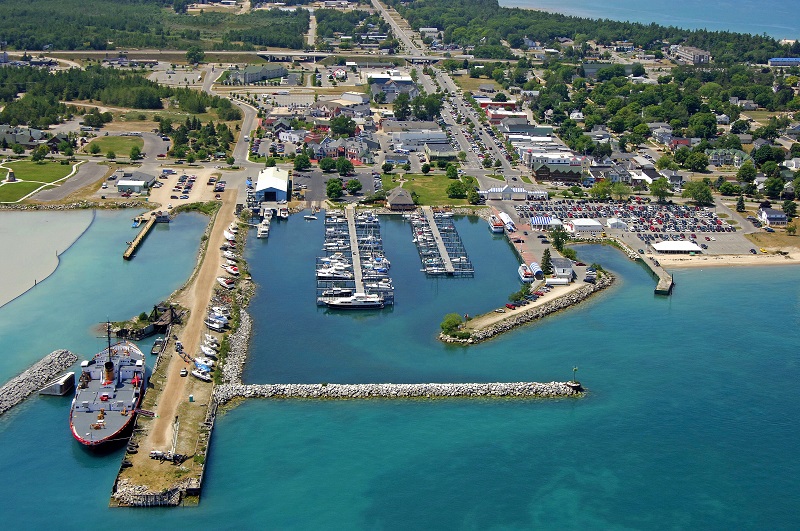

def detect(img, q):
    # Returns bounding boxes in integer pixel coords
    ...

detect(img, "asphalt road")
[31,161,108,201]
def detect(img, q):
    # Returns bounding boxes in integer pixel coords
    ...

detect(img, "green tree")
[319,157,336,172]
[106,150,116,160]
[130,145,141,160]
[382,162,394,174]
[782,200,796,218]
[550,226,569,251]
[787,224,797,236]
[736,195,746,212]
[11,144,25,155]
[186,46,205,65]
[330,115,357,137]
[186,152,196,164]
[467,189,480,204]
[446,165,458,179]
[31,145,48,162]
[440,313,463,334]
[421,163,431,174]
[265,157,277,167]
[346,179,362,194]
[589,180,612,200]
[541,248,553,275]
[458,151,467,162]
[684,152,709,172]
[730,120,750,134]
[764,176,785,198]
[649,177,673,202]
[326,178,343,199]
[336,157,353,176]
[610,182,632,200]
[446,180,467,198]
[226,155,235,166]
[293,153,311,171]
[88,143,101,155]
[682,181,714,205]
[737,161,757,183]
[719,181,741,196]
[393,92,411,120]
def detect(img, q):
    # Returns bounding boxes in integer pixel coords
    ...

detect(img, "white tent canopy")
[652,241,703,253]
[606,218,628,229]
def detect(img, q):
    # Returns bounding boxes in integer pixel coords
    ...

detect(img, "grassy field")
[451,74,498,93]
[6,160,74,183]
[86,136,144,154]
[382,173,469,206]
[0,181,54,202]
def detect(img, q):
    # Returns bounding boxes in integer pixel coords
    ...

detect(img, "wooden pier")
[123,216,157,260]
[421,206,455,274]
[344,205,365,293]
[641,257,674,295]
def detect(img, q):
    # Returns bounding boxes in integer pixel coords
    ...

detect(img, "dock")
[345,205,365,293]
[421,206,455,274]
[123,215,157,260]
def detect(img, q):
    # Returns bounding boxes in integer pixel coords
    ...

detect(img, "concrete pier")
[345,205,365,293]
[214,381,584,402]
[0,350,77,415]
[421,206,455,274]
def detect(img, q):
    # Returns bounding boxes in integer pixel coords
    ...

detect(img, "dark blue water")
[2,212,799,528]
[501,0,799,39]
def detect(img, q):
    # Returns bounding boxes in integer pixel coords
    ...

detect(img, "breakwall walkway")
[0,349,77,416]
[214,381,583,402]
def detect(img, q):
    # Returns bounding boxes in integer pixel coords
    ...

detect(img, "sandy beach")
[652,250,800,268]
[0,210,94,307]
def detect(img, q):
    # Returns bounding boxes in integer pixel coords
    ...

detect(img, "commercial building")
[565,218,603,236]
[254,167,289,203]
[674,45,711,64]
[768,58,800,67]
[228,65,288,84]
[759,207,788,227]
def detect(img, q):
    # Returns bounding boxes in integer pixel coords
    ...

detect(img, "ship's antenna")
[106,319,112,362]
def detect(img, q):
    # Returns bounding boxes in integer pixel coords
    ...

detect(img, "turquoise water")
[2,212,800,528]
[500,0,800,39]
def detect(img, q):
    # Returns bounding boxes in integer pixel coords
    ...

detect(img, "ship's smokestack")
[104,361,114,383]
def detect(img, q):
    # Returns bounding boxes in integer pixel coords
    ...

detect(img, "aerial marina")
[410,207,475,277]
[316,207,394,308]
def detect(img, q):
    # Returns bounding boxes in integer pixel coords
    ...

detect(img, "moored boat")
[324,293,384,310]
[69,322,146,448]
[217,277,235,289]
[518,264,534,283]
[489,215,505,233]
[222,264,239,275]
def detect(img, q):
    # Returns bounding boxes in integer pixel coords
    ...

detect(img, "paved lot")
[31,161,108,201]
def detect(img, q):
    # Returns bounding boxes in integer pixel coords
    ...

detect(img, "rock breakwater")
[214,381,583,402]
[444,273,616,345]
[0,349,77,415]
[221,309,251,384]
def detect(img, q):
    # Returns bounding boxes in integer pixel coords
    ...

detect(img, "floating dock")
[39,372,75,396]
[411,208,474,277]
[123,216,157,260]
[345,205,365,294]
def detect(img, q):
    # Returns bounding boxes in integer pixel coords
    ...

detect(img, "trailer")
[545,277,570,286]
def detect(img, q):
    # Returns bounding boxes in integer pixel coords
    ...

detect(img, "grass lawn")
[452,75,498,93]
[383,173,469,206]
[744,110,782,125]
[86,136,144,155]
[6,160,74,183]
[0,181,54,202]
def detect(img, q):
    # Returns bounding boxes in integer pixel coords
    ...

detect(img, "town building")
[386,188,415,210]
[254,167,289,203]
[228,65,288,84]
[759,207,788,227]
[673,45,711,64]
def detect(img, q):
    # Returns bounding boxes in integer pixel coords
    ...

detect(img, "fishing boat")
[489,215,505,233]
[69,322,146,448]
[324,293,384,310]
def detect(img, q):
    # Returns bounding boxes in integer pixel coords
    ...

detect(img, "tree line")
[387,0,798,64]
[0,66,240,127]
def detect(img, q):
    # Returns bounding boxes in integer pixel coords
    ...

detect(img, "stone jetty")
[444,273,615,345]
[214,381,583,403]
[0,349,77,415]
[221,309,251,384]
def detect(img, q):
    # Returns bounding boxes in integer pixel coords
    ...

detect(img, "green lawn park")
[86,136,144,155]
[381,173,470,206]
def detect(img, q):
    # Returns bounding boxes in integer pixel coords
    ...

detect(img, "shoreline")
[0,209,96,308]
[651,251,800,269]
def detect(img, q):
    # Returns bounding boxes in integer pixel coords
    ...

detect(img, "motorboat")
[227,223,238,233]
[223,230,236,240]
[150,337,166,356]
[316,268,354,280]
[204,334,220,346]
[304,215,318,220]
[200,344,218,357]
[204,318,226,332]
[217,277,235,289]
[207,313,229,325]
[212,306,230,317]
[324,293,384,310]
[257,218,270,238]
[223,250,237,260]
[222,264,239,275]
[518,264,534,283]
[321,287,354,297]
[191,369,212,382]
[195,356,215,368]
[279,207,289,219]
[489,215,505,233]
